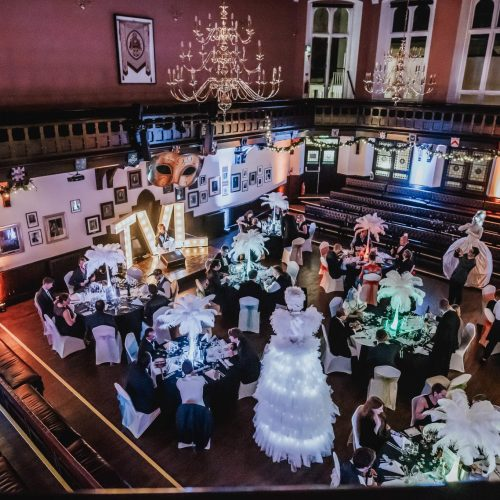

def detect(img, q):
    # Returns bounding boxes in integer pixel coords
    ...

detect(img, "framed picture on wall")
[128,170,142,189]
[115,15,156,84]
[222,185,229,196]
[249,171,257,185]
[242,168,248,179]
[100,201,115,220]
[257,176,263,187]
[199,175,207,187]
[200,190,208,203]
[85,215,102,235]
[44,213,68,244]
[175,186,186,201]
[257,165,263,176]
[28,229,43,247]
[307,150,320,163]
[231,173,241,192]
[221,165,229,183]
[209,176,220,196]
[242,180,249,192]
[163,184,173,194]
[188,191,199,209]
[114,186,128,204]
[70,199,81,213]
[264,167,272,183]
[0,223,24,255]
[25,211,39,228]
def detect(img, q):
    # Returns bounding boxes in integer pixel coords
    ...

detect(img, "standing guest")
[238,269,263,304]
[351,230,368,251]
[280,209,299,249]
[214,246,231,274]
[85,299,116,333]
[448,247,479,305]
[228,328,261,384]
[391,233,409,261]
[481,296,500,363]
[333,448,378,487]
[155,223,174,251]
[236,210,254,232]
[125,352,158,414]
[53,293,86,338]
[176,359,206,406]
[69,257,95,292]
[296,214,309,239]
[365,329,400,377]
[358,396,391,454]
[328,307,355,357]
[35,277,56,319]
[206,260,228,307]
[138,327,165,360]
[144,284,169,326]
[395,249,415,274]
[413,383,447,427]
[428,299,460,376]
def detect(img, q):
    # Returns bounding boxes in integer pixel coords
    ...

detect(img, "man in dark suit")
[326,249,345,280]
[280,209,299,248]
[125,352,158,414]
[144,284,169,326]
[85,300,116,335]
[429,299,460,376]
[238,269,262,306]
[138,328,165,360]
[228,328,261,384]
[366,329,400,376]
[336,448,378,487]
[214,245,231,274]
[448,247,478,305]
[35,277,55,319]
[328,308,355,357]
[69,256,95,292]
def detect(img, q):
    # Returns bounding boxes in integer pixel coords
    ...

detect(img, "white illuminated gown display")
[442,212,493,288]
[253,288,339,470]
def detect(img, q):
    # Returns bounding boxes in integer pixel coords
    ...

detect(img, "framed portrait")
[25,211,39,228]
[209,176,220,196]
[28,229,43,247]
[175,186,186,201]
[242,180,249,192]
[264,167,272,183]
[70,199,81,213]
[242,168,248,180]
[322,149,336,164]
[221,166,230,183]
[0,223,24,256]
[257,176,263,187]
[43,213,68,244]
[85,215,102,235]
[307,149,320,164]
[115,15,156,84]
[257,165,263,176]
[188,191,199,209]
[100,201,115,220]
[249,171,257,185]
[128,170,143,189]
[199,175,207,187]
[163,184,173,194]
[200,190,208,203]
[222,185,229,196]
[114,186,128,204]
[231,173,241,192]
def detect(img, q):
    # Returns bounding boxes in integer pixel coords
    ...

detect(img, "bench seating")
[0,454,26,493]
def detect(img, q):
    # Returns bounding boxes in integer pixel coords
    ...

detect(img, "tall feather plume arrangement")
[157,293,217,360]
[377,270,425,313]
[353,213,388,243]
[423,389,500,475]
[260,191,289,225]
[85,243,126,286]
[229,229,269,277]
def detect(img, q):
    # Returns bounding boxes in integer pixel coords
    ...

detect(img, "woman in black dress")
[358,396,391,454]
[53,293,86,338]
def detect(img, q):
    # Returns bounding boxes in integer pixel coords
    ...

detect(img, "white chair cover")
[449,323,475,373]
[238,296,260,334]
[410,395,420,427]
[318,242,329,276]
[124,332,138,363]
[448,373,471,391]
[238,380,258,399]
[302,222,316,253]
[93,325,122,365]
[281,246,292,264]
[290,237,306,266]
[63,271,74,294]
[351,405,363,450]
[421,375,451,395]
[359,273,381,306]
[320,257,344,293]
[367,365,401,411]
[286,261,300,286]
[34,299,52,345]
[320,325,352,375]
[482,284,496,307]
[114,383,160,438]
[44,314,86,359]
[329,297,343,317]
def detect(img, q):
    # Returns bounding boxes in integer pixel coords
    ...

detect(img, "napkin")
[391,433,409,449]
[130,298,143,306]
[204,369,219,380]
[379,459,405,476]
[381,479,406,487]
[413,346,430,356]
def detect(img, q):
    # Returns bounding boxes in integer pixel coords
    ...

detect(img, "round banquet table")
[263,233,283,259]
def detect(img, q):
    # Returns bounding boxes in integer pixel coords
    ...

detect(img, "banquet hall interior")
[0,0,500,498]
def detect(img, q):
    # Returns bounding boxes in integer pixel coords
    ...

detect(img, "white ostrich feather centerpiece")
[229,229,269,276]
[377,270,425,313]
[423,389,500,475]
[84,243,126,285]
[354,212,387,242]
[260,192,289,211]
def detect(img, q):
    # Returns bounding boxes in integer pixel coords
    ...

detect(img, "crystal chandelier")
[167,3,282,115]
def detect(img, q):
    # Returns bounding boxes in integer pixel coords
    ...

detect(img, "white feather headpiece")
[84,243,126,276]
[377,270,425,312]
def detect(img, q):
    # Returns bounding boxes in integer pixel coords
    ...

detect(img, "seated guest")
[144,284,169,326]
[413,383,447,427]
[359,252,382,306]
[53,293,86,338]
[328,307,355,357]
[486,289,498,312]
[155,223,175,251]
[86,299,116,333]
[69,256,95,292]
[326,246,345,280]
[150,268,175,300]
[296,214,309,239]
[333,447,378,487]
[176,359,207,406]
[264,265,292,306]
[35,276,56,319]
[238,269,263,304]
[395,249,415,274]
[280,209,299,249]
[228,328,261,384]
[391,233,409,261]
[351,230,368,251]
[138,327,165,360]
[214,245,231,274]
[365,329,400,377]
[125,352,158,414]
[358,396,391,454]
[248,217,262,232]
[482,297,500,362]
[236,210,254,232]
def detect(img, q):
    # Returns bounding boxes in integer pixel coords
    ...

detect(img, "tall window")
[307,2,361,99]
[458,0,500,103]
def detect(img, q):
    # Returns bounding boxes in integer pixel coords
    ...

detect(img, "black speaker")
[160,250,186,268]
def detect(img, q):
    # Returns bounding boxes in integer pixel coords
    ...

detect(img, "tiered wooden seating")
[0,453,26,493]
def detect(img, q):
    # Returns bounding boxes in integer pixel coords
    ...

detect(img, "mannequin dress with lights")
[253,287,339,471]
[442,211,493,288]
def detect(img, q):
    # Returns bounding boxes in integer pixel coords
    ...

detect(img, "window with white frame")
[306,1,362,99]
[457,0,500,104]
